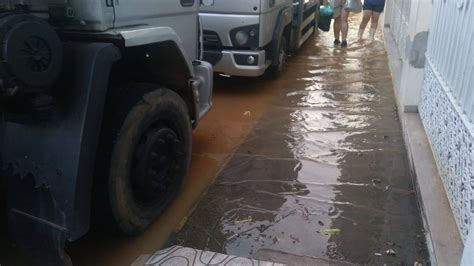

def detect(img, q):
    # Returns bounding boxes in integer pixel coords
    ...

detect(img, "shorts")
[331,0,347,18]
[363,2,385,13]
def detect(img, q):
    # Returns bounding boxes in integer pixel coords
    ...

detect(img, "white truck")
[200,0,320,77]
[0,0,212,264]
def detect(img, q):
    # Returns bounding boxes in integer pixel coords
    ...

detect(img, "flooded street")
[173,16,428,265]
[0,15,428,266]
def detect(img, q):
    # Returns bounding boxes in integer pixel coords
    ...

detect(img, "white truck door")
[112,0,199,60]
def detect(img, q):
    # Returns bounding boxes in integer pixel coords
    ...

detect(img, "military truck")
[200,0,320,77]
[0,0,212,264]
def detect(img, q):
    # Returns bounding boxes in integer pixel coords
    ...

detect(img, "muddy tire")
[99,83,192,235]
[267,36,288,78]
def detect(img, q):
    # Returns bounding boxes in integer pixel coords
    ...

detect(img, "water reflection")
[175,16,428,264]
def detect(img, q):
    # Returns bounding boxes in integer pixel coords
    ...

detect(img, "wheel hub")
[131,127,182,203]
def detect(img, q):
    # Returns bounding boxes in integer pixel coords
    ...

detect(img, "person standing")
[358,0,386,41]
[331,0,346,47]
[331,0,362,48]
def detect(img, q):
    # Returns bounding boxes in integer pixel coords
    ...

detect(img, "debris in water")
[374,253,382,256]
[257,224,269,233]
[302,208,310,220]
[318,220,325,226]
[244,111,251,116]
[227,233,239,241]
[328,206,338,216]
[326,242,343,260]
[372,178,382,184]
[234,216,252,224]
[290,235,300,243]
[320,228,341,236]
[384,185,391,192]
[385,249,397,256]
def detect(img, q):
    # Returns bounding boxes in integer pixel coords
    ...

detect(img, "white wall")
[398,0,432,112]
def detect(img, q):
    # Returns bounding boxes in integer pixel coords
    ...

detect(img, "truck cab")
[200,0,320,77]
[0,1,212,264]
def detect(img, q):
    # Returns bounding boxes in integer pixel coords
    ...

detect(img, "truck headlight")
[235,31,249,46]
[230,24,259,48]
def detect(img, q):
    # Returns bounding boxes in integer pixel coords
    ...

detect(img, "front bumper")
[204,49,270,77]
[191,60,213,126]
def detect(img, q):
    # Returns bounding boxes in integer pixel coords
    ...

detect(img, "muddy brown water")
[173,18,429,264]
[0,16,428,265]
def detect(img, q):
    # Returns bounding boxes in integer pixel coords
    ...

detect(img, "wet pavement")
[0,16,428,266]
[173,17,429,264]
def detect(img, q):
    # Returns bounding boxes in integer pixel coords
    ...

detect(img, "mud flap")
[271,6,292,68]
[1,42,121,265]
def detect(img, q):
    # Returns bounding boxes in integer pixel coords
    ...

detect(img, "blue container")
[318,5,333,32]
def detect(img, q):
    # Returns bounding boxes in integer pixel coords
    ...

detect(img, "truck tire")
[268,36,288,78]
[102,84,192,235]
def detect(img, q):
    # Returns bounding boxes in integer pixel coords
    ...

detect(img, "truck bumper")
[204,49,269,77]
[192,60,213,125]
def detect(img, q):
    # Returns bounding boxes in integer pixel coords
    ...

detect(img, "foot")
[357,29,364,42]
[334,39,341,45]
[341,40,348,48]
[369,29,376,41]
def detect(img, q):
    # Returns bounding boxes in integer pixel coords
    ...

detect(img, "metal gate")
[419,0,474,241]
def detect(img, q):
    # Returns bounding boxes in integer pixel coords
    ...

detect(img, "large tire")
[267,36,288,78]
[98,84,192,235]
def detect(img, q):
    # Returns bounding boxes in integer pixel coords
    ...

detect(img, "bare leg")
[333,16,341,41]
[358,10,372,41]
[341,9,350,42]
[369,12,381,41]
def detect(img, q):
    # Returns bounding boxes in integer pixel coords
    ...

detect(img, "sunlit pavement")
[0,15,429,266]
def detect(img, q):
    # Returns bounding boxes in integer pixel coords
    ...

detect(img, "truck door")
[112,0,199,60]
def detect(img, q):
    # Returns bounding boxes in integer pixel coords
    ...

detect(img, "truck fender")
[270,5,293,67]
[118,26,194,76]
[117,26,203,123]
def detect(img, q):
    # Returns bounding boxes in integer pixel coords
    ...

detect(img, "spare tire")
[0,14,62,90]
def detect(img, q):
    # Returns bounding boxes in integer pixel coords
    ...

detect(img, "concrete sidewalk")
[383,27,463,265]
